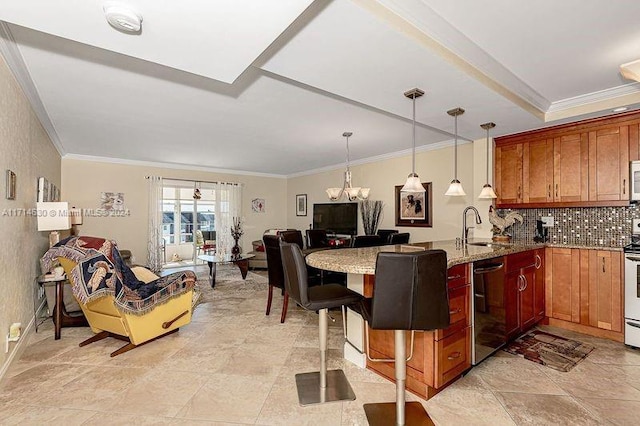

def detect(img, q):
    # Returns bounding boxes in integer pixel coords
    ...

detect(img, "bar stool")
[360,250,450,426]
[280,241,364,406]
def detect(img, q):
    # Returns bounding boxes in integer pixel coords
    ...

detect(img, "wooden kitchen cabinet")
[588,127,629,201]
[545,247,581,323]
[534,249,545,322]
[365,263,471,399]
[504,250,541,340]
[495,143,523,205]
[545,247,624,341]
[495,110,640,208]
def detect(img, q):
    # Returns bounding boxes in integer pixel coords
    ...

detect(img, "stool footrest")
[364,402,434,426]
[295,370,355,406]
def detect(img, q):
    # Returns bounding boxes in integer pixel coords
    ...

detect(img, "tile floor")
[1,265,640,425]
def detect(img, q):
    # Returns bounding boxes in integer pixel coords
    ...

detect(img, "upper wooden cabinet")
[495,111,640,208]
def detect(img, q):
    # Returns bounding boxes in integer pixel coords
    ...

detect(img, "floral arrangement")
[231,217,243,241]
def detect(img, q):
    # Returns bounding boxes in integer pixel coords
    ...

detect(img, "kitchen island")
[306,239,545,399]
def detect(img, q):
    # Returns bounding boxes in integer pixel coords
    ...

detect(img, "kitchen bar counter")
[305,238,545,274]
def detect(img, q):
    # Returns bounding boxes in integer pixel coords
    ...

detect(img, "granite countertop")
[305,239,546,275]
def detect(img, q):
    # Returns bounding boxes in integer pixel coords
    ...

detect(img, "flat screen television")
[312,203,358,235]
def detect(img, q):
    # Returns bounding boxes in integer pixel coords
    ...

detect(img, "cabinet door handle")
[449,308,461,315]
[447,274,462,280]
[517,275,523,291]
[517,186,521,200]
[447,351,461,360]
[602,257,605,273]
[548,184,551,199]
[555,184,559,198]
[535,254,542,269]
[522,276,528,291]
[623,179,626,195]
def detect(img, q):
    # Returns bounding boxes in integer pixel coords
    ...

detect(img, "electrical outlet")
[541,216,554,227]
[633,219,640,235]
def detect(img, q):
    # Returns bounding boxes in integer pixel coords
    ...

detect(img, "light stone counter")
[305,239,546,275]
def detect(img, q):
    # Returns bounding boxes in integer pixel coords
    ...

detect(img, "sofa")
[248,240,267,269]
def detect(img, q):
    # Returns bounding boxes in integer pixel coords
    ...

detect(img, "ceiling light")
[326,132,370,201]
[400,88,426,194]
[445,107,466,196]
[621,59,640,82]
[612,107,628,113]
[478,122,498,199]
[104,4,143,33]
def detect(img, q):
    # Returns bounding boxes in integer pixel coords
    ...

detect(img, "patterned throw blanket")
[41,236,197,315]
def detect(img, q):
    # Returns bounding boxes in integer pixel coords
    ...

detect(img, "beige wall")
[0,55,61,371]
[62,159,287,264]
[287,140,495,242]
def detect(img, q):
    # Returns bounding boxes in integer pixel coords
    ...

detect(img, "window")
[162,184,216,246]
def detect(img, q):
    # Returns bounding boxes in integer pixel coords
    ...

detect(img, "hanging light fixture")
[445,107,466,196]
[400,88,426,193]
[326,132,370,201]
[478,122,498,199]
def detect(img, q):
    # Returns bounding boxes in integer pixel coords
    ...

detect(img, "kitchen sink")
[467,242,510,248]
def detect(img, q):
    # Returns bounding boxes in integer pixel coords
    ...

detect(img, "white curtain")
[147,176,164,272]
[215,182,242,256]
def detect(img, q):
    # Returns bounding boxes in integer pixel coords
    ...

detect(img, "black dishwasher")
[472,257,506,365]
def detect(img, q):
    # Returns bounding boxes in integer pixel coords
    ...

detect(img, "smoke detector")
[103,3,142,33]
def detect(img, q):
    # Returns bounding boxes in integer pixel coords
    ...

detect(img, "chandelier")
[326,132,370,201]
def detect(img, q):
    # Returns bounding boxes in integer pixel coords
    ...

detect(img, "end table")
[37,274,88,339]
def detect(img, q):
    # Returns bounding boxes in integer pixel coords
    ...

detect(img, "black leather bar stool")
[360,250,450,425]
[280,241,363,406]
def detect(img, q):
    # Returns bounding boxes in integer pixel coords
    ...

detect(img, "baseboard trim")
[0,300,45,381]
[545,317,624,343]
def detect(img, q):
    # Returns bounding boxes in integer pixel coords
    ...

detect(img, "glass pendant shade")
[325,132,370,201]
[478,122,497,199]
[445,179,466,196]
[445,107,466,196]
[401,174,424,192]
[478,184,497,199]
[402,88,426,194]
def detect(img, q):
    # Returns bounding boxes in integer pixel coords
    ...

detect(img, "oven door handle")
[627,321,640,329]
[625,255,640,262]
[473,263,504,274]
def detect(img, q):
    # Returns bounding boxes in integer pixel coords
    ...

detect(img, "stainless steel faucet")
[462,206,482,244]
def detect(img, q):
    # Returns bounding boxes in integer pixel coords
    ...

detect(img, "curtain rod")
[144,176,241,186]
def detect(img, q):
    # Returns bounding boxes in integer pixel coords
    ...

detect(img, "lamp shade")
[401,174,425,193]
[70,207,83,225]
[445,180,466,196]
[478,184,497,199]
[37,202,71,231]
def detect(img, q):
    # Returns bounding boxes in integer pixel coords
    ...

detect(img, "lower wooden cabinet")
[505,250,544,340]
[364,263,471,399]
[545,247,623,340]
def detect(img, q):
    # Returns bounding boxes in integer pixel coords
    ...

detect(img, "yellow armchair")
[43,236,197,357]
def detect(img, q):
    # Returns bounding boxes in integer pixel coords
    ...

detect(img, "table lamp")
[37,202,71,247]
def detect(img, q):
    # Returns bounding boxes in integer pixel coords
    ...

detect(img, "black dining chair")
[351,235,383,248]
[388,232,410,245]
[306,229,330,249]
[359,250,449,425]
[280,241,363,406]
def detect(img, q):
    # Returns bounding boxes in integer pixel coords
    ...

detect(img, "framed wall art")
[251,198,265,213]
[296,194,307,216]
[395,182,433,227]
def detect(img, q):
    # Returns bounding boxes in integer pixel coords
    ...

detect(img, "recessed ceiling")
[1,0,640,175]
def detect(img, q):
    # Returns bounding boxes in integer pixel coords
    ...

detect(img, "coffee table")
[197,254,255,288]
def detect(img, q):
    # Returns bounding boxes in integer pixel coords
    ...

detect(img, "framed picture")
[251,198,265,213]
[296,194,307,216]
[395,182,433,227]
[5,170,16,200]
[37,177,49,202]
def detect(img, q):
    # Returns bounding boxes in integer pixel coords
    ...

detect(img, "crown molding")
[545,83,640,121]
[287,138,468,178]
[62,154,287,179]
[0,21,64,155]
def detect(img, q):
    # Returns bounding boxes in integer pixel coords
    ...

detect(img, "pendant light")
[326,132,370,201]
[445,107,466,196]
[401,88,426,193]
[478,122,498,199]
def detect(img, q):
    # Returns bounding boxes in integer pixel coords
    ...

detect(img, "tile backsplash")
[499,205,640,248]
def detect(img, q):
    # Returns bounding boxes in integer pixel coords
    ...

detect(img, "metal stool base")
[363,402,434,426]
[295,369,356,406]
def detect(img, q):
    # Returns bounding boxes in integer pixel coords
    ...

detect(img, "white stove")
[623,219,640,348]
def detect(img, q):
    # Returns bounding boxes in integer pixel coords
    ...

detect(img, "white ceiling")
[1,0,640,176]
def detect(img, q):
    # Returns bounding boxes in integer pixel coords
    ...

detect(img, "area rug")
[502,329,595,372]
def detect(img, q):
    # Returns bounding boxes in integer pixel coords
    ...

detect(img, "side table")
[37,274,88,339]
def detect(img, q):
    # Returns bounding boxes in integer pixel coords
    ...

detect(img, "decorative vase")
[231,239,241,256]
